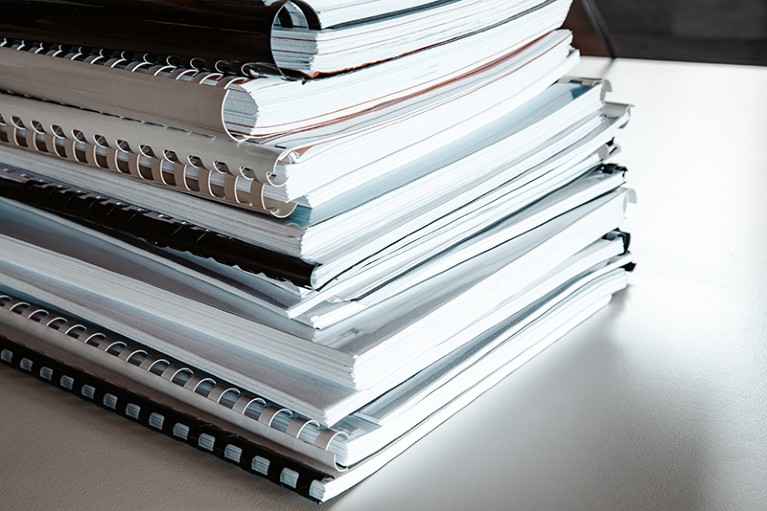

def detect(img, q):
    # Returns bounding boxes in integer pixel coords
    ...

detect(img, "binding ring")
[0,107,295,216]
[0,288,345,456]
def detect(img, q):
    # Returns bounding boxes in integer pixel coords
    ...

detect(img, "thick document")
[0,158,628,321]
[0,181,633,424]
[0,32,580,222]
[0,14,574,138]
[0,79,626,265]
[0,247,631,500]
[0,101,629,295]
[0,0,572,76]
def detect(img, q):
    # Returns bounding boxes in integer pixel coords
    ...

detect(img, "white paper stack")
[0,0,634,501]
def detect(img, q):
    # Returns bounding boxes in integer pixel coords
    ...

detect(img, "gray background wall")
[565,0,767,66]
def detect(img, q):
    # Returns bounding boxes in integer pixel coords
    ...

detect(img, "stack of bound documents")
[0,0,634,502]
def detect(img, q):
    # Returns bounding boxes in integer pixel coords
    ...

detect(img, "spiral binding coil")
[0,37,293,81]
[0,107,296,217]
[0,292,348,457]
[0,336,332,500]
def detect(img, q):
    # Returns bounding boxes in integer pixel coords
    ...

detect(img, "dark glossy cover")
[0,170,318,287]
[0,0,318,65]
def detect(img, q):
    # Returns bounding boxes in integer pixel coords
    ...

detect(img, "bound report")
[0,32,580,222]
[0,0,572,76]
[0,176,633,424]
[0,239,632,500]
[0,80,628,285]
[0,7,573,138]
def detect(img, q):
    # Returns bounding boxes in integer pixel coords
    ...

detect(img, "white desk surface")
[2,57,766,511]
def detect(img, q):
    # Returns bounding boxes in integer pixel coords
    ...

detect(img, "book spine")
[0,168,317,286]
[0,335,331,501]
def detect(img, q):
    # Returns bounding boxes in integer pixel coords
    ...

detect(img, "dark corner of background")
[564,0,767,66]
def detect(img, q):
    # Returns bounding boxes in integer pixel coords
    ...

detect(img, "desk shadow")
[328,290,718,511]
